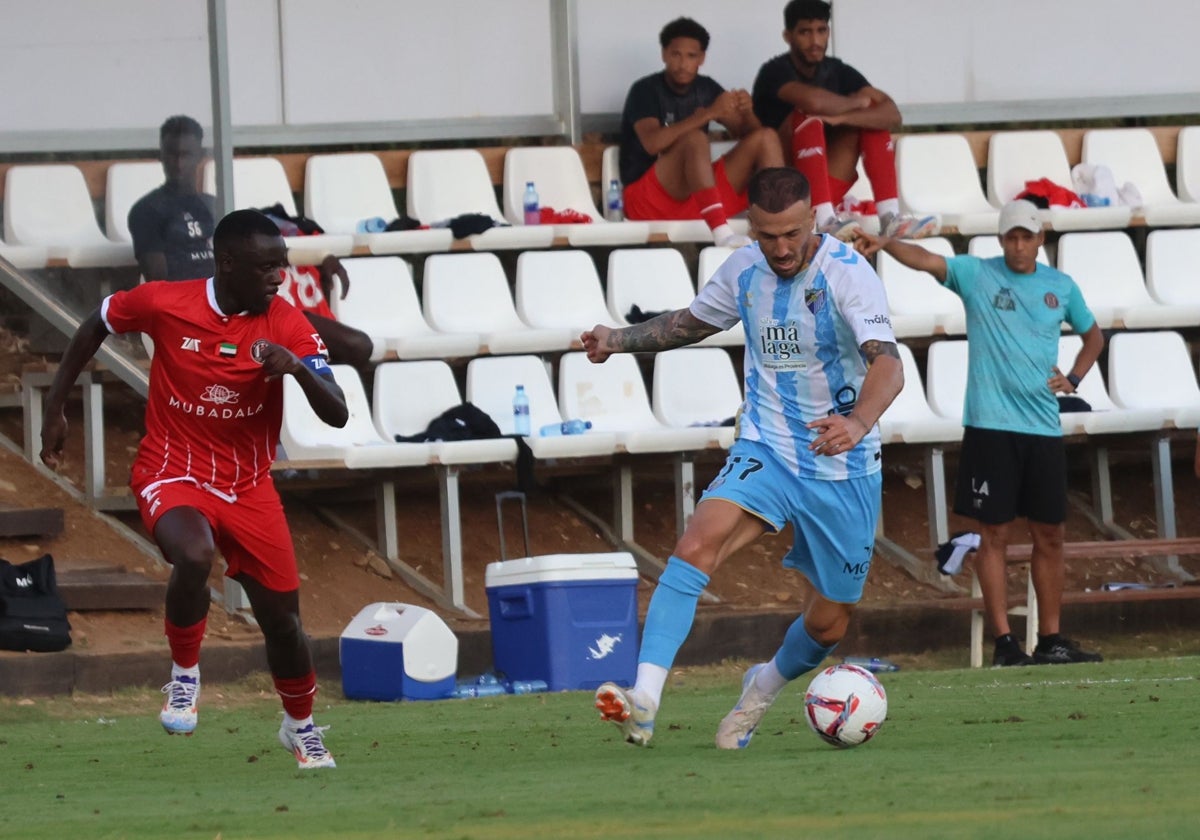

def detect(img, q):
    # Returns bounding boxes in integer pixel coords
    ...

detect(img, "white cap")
[999,199,1041,234]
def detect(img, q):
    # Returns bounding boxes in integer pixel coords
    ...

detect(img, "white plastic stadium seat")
[896,134,996,234]
[0,237,48,270]
[304,153,451,254]
[515,249,620,336]
[875,237,964,336]
[502,147,651,246]
[203,157,353,259]
[651,347,742,449]
[608,247,742,349]
[465,355,618,459]
[4,165,135,267]
[1145,228,1200,307]
[1055,335,1167,436]
[696,245,747,346]
[1107,331,1200,429]
[877,343,963,445]
[406,149,553,251]
[1177,126,1200,204]
[372,361,517,466]
[105,161,166,244]
[986,131,1131,231]
[1082,128,1200,227]
[423,253,575,354]
[558,352,715,454]
[1057,232,1200,329]
[925,339,968,425]
[966,235,1049,266]
[279,365,434,468]
[333,257,481,361]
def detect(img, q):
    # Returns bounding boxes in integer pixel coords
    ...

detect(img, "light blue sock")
[638,556,710,669]
[772,614,837,680]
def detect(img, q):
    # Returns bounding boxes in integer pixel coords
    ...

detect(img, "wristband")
[1066,373,1081,389]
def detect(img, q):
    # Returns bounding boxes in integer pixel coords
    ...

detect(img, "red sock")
[829,175,855,208]
[859,129,898,201]
[695,186,728,231]
[275,672,317,720]
[791,116,832,208]
[164,617,206,669]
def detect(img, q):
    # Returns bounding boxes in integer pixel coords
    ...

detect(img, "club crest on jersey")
[1044,292,1059,309]
[804,286,826,315]
[180,337,201,352]
[251,339,271,364]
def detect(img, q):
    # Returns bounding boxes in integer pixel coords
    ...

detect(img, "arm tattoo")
[605,309,720,353]
[860,340,900,364]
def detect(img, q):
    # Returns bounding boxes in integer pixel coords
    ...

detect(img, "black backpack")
[0,554,72,652]
[393,402,502,443]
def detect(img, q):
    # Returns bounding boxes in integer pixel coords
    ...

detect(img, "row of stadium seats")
[3,127,1198,270]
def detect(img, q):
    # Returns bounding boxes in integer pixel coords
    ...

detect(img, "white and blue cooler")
[485,553,639,692]
[339,602,458,701]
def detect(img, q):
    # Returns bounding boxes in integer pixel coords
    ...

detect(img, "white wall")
[0,0,1195,152]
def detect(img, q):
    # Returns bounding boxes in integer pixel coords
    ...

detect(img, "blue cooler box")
[340,602,457,701]
[485,553,639,692]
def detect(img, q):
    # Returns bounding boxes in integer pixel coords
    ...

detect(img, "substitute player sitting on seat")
[128,114,373,368]
[40,210,349,769]
[751,0,935,240]
[619,17,784,247]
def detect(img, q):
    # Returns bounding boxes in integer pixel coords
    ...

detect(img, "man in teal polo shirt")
[856,200,1105,666]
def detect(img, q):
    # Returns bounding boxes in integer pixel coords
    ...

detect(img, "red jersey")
[103,278,328,499]
[277,265,336,321]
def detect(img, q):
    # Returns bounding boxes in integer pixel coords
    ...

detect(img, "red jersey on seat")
[102,278,327,500]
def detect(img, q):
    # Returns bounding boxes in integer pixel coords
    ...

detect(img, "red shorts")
[624,157,748,221]
[133,476,300,592]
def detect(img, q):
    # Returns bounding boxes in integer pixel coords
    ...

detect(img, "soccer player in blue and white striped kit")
[582,166,903,749]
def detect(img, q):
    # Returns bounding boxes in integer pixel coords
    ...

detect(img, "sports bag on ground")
[0,554,72,652]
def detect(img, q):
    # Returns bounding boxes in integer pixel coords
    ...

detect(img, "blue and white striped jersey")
[690,236,895,480]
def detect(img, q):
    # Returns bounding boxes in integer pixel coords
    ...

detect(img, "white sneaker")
[818,215,864,242]
[594,682,656,746]
[160,675,199,735]
[279,721,337,769]
[714,663,776,750]
[880,212,939,239]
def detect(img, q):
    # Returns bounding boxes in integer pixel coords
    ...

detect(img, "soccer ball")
[803,664,888,748]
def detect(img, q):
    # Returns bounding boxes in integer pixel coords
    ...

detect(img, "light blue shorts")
[700,438,882,604]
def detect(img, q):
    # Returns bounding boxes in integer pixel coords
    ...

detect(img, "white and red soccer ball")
[803,664,888,748]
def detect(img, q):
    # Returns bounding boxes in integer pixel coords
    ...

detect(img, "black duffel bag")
[0,554,72,652]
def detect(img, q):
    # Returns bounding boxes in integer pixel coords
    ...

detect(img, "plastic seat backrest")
[1178,126,1200,203]
[373,360,463,439]
[5,165,107,246]
[283,364,384,448]
[607,248,696,323]
[1082,128,1178,204]
[335,256,429,335]
[423,252,527,332]
[465,355,562,435]
[1108,331,1200,410]
[304,153,398,234]
[987,130,1072,206]
[558,351,659,431]
[652,347,742,428]
[1057,231,1152,308]
[106,162,165,243]
[204,158,298,215]
[515,250,610,328]
[407,149,504,222]
[925,340,969,422]
[897,134,990,213]
[503,147,600,223]
[1145,229,1200,305]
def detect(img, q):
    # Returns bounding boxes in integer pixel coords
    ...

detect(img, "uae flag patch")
[218,342,237,357]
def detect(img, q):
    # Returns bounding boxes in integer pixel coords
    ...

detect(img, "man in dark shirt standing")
[127,116,372,368]
[620,17,783,247]
[752,0,934,240]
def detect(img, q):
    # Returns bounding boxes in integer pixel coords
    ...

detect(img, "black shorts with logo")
[953,426,1067,525]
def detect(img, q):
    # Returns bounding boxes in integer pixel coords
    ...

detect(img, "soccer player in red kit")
[40,210,349,770]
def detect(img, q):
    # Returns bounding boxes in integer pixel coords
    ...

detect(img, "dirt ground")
[2,326,1198,658]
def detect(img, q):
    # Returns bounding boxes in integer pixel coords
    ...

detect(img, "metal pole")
[550,0,582,143]
[207,0,234,217]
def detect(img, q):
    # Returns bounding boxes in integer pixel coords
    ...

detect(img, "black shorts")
[953,426,1067,525]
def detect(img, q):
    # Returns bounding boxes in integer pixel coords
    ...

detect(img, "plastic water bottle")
[509,679,549,694]
[605,179,624,221]
[842,656,900,673]
[512,385,531,436]
[355,216,387,233]
[538,419,592,437]
[523,182,540,225]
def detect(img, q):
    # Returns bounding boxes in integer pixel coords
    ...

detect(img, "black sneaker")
[992,635,1035,667]
[1034,636,1103,665]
